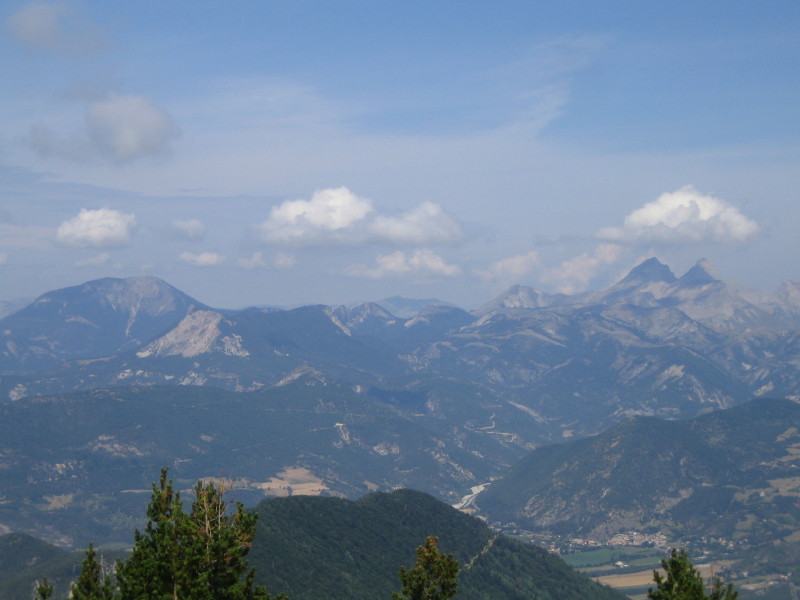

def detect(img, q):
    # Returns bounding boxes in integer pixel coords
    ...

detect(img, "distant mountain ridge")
[0,276,203,372]
[2,258,800,437]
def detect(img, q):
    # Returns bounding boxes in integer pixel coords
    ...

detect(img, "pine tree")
[32,468,280,600]
[115,467,277,600]
[70,543,115,600]
[648,548,738,600]
[182,477,271,600]
[115,467,189,600]
[393,536,459,600]
[33,577,53,600]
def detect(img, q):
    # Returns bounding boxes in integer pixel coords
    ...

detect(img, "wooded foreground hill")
[0,489,627,600]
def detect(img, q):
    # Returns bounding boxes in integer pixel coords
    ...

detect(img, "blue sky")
[1,1,798,309]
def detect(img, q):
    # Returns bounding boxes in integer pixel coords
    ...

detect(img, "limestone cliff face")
[136,310,248,358]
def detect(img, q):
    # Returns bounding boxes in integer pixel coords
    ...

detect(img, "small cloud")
[542,243,622,294]
[256,187,463,247]
[74,252,110,267]
[237,251,296,269]
[237,251,266,269]
[179,251,225,267]
[368,202,463,245]
[5,1,105,56]
[597,186,760,244]
[475,250,540,282]
[172,218,205,241]
[344,249,461,280]
[273,252,296,269]
[87,94,179,162]
[56,208,136,248]
[29,94,179,163]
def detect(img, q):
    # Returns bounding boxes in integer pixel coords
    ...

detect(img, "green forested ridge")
[0,487,627,600]
[248,489,627,600]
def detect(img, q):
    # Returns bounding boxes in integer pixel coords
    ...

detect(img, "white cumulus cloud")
[172,218,205,241]
[257,187,373,245]
[56,208,136,248]
[257,187,462,247]
[179,252,225,267]
[597,186,760,244]
[475,250,540,282]
[542,243,622,294]
[344,249,461,279]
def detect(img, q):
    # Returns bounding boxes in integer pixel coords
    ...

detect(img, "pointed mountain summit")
[676,258,719,288]
[661,260,775,330]
[596,257,676,305]
[617,257,677,286]
[0,276,204,372]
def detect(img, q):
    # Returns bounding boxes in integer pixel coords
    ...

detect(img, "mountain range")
[3,257,800,440]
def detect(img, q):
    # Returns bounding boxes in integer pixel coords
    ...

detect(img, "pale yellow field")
[252,466,328,496]
[598,562,732,590]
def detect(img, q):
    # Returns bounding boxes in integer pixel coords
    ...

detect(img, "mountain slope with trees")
[249,488,627,600]
[0,486,627,600]
[477,398,800,545]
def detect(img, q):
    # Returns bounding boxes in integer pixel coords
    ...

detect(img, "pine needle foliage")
[69,544,114,600]
[34,577,53,600]
[60,468,282,600]
[393,536,459,600]
[648,549,738,600]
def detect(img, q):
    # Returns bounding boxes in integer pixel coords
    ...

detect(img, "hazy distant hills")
[477,398,800,545]
[3,257,800,440]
